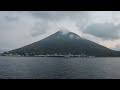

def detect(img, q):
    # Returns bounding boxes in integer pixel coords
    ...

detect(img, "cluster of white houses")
[1,53,95,57]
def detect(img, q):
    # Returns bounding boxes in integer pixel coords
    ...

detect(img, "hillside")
[7,30,120,57]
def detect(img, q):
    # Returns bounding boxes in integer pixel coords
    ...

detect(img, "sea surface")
[0,56,120,79]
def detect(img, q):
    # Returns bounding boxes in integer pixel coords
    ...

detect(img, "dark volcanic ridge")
[2,30,120,57]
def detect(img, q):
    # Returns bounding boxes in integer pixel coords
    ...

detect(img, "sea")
[0,56,120,79]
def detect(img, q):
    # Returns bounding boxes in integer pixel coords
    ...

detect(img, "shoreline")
[0,56,120,58]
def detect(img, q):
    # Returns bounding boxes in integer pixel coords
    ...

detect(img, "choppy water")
[0,56,120,79]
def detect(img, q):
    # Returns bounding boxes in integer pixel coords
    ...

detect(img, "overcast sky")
[1,11,120,51]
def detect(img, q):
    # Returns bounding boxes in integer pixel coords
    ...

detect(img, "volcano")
[7,30,120,57]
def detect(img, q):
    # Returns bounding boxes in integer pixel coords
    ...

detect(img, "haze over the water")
[0,11,120,51]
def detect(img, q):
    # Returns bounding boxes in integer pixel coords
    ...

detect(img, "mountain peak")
[53,29,82,40]
[57,29,70,35]
[59,29,70,32]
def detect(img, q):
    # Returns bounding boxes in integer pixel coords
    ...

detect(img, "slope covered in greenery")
[8,30,120,57]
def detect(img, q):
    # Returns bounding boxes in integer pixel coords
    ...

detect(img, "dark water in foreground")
[0,56,120,79]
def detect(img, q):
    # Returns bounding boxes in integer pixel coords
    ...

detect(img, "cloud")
[5,15,19,22]
[82,23,120,40]
[29,11,89,21]
[28,11,91,37]
[58,28,70,35]
[69,34,74,37]
[30,21,48,37]
[114,44,120,51]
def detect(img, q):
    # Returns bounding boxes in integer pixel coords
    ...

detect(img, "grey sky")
[0,11,120,51]
[83,23,120,40]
